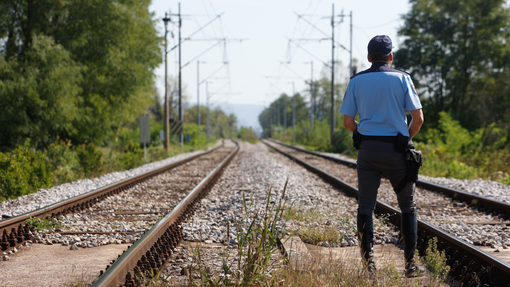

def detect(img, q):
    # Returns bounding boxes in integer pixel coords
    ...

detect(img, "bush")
[238,127,258,143]
[46,137,79,184]
[118,142,144,170]
[76,143,103,177]
[184,123,207,147]
[0,139,52,201]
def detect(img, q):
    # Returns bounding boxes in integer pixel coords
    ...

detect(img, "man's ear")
[367,54,372,63]
[389,52,393,62]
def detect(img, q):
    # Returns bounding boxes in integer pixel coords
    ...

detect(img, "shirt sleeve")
[402,75,422,111]
[339,80,358,117]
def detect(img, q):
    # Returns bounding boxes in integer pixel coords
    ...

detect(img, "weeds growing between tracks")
[136,179,451,287]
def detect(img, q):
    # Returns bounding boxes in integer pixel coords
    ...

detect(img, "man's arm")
[343,115,358,132]
[408,109,424,139]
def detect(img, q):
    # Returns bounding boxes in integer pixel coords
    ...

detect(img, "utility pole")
[284,95,287,139]
[310,61,314,130]
[277,100,280,129]
[292,9,353,143]
[197,60,200,126]
[206,81,210,140]
[163,13,170,152]
[292,81,296,143]
[350,11,353,77]
[330,3,335,143]
[178,3,183,145]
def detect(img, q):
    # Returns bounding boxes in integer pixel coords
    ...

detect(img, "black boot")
[357,213,376,272]
[401,208,421,277]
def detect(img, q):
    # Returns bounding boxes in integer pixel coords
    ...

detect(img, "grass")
[286,206,326,222]
[132,181,451,287]
[299,225,342,245]
[25,216,62,231]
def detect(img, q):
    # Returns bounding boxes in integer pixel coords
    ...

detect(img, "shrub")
[238,127,258,143]
[76,143,103,177]
[45,137,79,184]
[118,142,144,170]
[0,139,52,201]
[25,216,62,231]
[184,123,207,147]
[421,237,450,281]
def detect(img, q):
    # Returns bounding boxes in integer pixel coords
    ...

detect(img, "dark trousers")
[357,140,416,215]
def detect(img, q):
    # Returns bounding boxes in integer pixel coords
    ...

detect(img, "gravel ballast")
[0,143,221,218]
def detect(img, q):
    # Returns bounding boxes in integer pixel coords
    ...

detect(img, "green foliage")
[117,142,144,170]
[0,34,82,150]
[420,237,450,281]
[46,138,80,184]
[185,105,239,140]
[184,123,208,147]
[76,143,103,177]
[394,0,510,134]
[237,127,258,143]
[417,112,510,184]
[25,216,62,232]
[0,139,52,201]
[0,0,161,150]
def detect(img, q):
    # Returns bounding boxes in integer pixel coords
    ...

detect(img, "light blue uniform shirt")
[339,62,422,137]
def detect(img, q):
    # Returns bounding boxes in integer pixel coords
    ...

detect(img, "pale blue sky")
[149,0,411,128]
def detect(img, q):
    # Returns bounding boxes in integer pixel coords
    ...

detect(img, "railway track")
[0,141,239,286]
[263,139,510,286]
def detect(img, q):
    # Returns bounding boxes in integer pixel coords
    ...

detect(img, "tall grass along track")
[263,139,510,286]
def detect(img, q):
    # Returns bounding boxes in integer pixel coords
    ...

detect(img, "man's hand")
[343,115,358,132]
[408,109,424,139]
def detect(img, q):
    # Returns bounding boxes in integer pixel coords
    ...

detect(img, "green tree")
[394,0,510,132]
[0,34,82,150]
[0,0,161,149]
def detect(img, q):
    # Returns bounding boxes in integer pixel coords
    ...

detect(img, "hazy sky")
[149,0,412,109]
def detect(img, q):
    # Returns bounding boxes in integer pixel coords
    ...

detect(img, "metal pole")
[163,13,170,152]
[350,11,353,77]
[330,3,335,143]
[310,60,314,130]
[284,95,287,139]
[197,60,200,126]
[206,81,210,140]
[292,81,296,143]
[178,2,183,145]
[277,100,280,128]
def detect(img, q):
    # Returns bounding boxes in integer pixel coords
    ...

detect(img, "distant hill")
[214,102,265,135]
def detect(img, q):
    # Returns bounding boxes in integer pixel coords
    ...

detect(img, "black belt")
[360,135,397,144]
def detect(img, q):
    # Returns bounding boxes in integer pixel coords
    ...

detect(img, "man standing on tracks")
[339,35,424,277]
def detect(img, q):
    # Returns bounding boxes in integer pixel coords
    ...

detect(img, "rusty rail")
[268,138,510,217]
[0,144,222,253]
[92,141,239,287]
[263,139,510,286]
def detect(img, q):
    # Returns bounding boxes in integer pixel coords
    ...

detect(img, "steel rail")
[0,144,223,251]
[268,139,510,216]
[263,139,510,286]
[93,141,239,287]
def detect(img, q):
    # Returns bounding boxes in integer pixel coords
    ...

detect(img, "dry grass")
[299,226,342,244]
[133,181,451,287]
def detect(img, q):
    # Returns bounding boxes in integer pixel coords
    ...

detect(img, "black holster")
[394,142,423,194]
[353,129,361,150]
[405,148,423,183]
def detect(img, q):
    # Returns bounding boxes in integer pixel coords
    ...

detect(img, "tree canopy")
[394,0,510,137]
[0,0,161,151]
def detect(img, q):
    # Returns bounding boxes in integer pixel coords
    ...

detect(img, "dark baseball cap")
[367,35,393,54]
